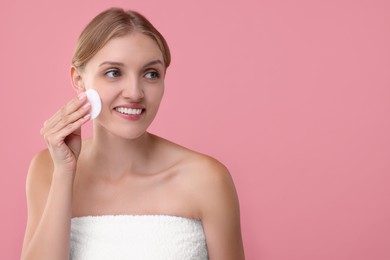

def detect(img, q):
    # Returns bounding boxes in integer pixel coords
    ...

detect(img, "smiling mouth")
[114,107,144,115]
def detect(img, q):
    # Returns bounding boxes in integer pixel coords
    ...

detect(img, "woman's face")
[80,32,165,139]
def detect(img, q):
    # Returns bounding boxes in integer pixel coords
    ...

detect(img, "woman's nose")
[122,78,144,101]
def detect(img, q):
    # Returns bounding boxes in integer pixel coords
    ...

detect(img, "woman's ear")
[70,66,85,93]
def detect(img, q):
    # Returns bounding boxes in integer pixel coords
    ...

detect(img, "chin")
[112,126,150,140]
[94,120,150,141]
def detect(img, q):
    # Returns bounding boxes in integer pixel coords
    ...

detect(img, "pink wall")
[1,0,389,259]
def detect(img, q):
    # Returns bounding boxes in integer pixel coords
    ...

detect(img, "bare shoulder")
[160,138,245,259]
[158,137,238,218]
[26,149,54,190]
[183,153,245,259]
[156,135,233,187]
[180,151,234,195]
[182,152,239,218]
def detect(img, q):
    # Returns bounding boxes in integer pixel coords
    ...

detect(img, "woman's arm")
[21,151,74,260]
[21,94,90,260]
[195,158,245,260]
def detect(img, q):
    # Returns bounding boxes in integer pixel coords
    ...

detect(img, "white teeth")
[115,107,143,115]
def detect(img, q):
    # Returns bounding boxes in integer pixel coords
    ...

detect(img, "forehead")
[86,32,164,68]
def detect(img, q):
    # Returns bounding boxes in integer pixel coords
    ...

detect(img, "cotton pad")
[85,89,102,119]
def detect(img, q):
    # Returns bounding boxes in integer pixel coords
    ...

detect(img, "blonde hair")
[72,7,171,70]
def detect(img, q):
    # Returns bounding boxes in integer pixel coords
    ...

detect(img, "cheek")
[149,88,164,107]
[145,83,164,99]
[97,90,116,110]
[82,69,100,87]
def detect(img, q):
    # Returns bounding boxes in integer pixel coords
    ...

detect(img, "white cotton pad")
[85,89,102,119]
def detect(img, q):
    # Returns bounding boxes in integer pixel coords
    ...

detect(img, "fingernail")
[83,114,91,120]
[78,92,86,100]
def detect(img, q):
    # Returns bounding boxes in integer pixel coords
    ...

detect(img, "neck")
[87,126,156,178]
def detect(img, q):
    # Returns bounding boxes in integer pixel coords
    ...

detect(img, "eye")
[144,71,160,79]
[105,69,121,78]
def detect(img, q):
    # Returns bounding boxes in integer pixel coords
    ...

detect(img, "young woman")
[21,7,245,260]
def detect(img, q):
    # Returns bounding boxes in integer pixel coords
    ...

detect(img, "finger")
[43,93,89,130]
[48,94,89,128]
[43,113,91,147]
[41,105,90,139]
[49,102,91,135]
[42,99,91,137]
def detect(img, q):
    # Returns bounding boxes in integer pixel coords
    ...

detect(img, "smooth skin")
[21,33,245,260]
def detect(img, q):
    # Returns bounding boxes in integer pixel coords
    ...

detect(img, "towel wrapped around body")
[70,215,208,260]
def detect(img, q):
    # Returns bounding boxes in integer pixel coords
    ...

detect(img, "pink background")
[1,0,389,259]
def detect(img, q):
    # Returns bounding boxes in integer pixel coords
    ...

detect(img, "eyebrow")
[143,60,164,68]
[99,60,164,68]
[99,61,125,67]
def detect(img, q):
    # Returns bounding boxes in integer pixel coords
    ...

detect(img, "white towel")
[70,215,208,260]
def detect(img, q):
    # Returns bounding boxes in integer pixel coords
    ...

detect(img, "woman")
[21,7,244,260]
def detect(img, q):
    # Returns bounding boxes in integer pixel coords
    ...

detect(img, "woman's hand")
[40,92,91,175]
